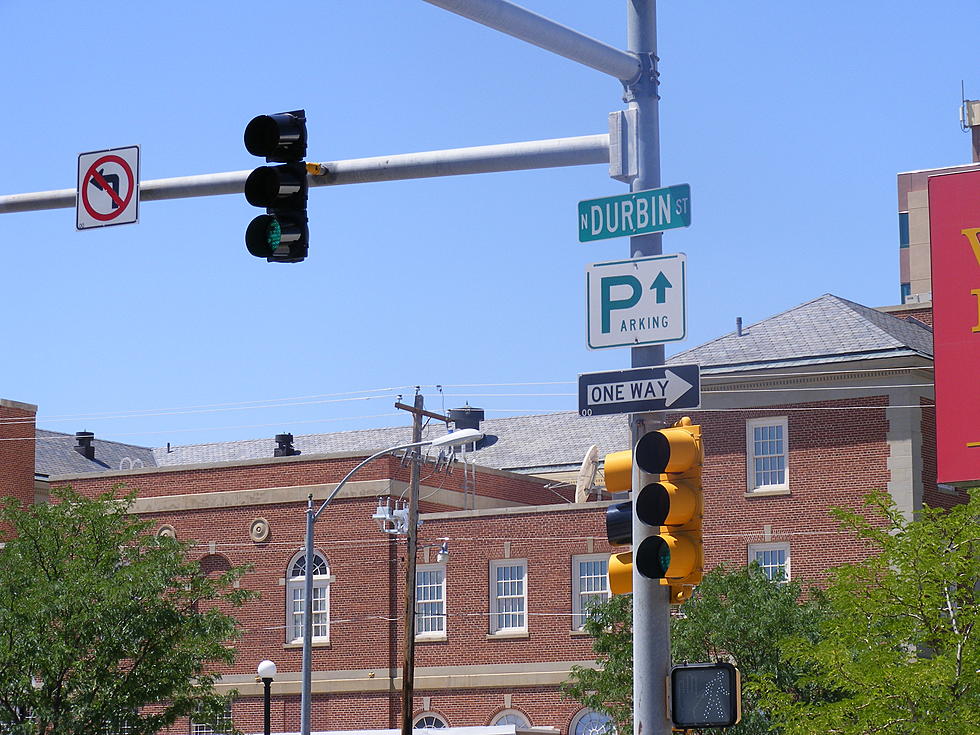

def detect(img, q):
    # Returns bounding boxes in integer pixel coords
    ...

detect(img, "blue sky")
[1,1,976,449]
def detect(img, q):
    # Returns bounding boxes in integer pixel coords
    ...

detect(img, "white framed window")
[190,701,232,735]
[749,542,791,581]
[570,709,615,735]
[491,710,530,728]
[416,563,447,638]
[746,417,789,492]
[571,554,609,630]
[286,550,331,644]
[490,559,527,634]
[413,714,447,729]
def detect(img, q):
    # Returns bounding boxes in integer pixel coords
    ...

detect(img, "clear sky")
[1,1,976,449]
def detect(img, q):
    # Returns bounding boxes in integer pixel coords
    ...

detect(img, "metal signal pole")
[625,3,673,735]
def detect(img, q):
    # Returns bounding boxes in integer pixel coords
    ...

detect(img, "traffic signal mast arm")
[604,417,703,602]
[0,135,610,215]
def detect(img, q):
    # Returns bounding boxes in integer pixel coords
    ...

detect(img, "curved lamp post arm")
[300,439,430,735]
[313,441,427,521]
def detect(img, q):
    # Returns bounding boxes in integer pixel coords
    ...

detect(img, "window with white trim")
[570,709,615,735]
[286,550,330,644]
[748,542,791,581]
[413,714,447,729]
[491,711,530,728]
[190,701,232,735]
[746,417,789,492]
[416,563,446,638]
[571,554,609,630]
[490,559,527,634]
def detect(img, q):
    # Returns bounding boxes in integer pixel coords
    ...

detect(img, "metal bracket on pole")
[608,109,639,183]
[621,51,660,103]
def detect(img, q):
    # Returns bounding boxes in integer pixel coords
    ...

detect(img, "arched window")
[286,550,330,644]
[412,714,447,729]
[569,710,614,735]
[491,710,530,729]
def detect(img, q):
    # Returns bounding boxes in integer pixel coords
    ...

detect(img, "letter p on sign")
[601,275,642,334]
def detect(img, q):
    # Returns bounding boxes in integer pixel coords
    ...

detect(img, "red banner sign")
[929,169,980,484]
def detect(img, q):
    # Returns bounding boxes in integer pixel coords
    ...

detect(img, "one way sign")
[578,364,701,417]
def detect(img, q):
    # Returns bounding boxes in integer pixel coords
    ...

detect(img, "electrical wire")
[0,367,935,428]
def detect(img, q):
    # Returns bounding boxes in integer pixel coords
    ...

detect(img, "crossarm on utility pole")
[0,135,608,214]
[422,0,640,81]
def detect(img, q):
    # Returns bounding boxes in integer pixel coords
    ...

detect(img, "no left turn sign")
[77,145,140,230]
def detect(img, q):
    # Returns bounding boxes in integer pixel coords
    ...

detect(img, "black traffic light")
[244,110,309,263]
[603,417,704,602]
[670,662,741,729]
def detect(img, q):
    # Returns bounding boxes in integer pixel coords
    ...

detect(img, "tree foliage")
[672,564,829,735]
[0,487,253,735]
[563,565,827,734]
[563,593,634,734]
[759,489,980,735]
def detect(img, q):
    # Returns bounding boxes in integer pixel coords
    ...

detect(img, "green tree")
[672,564,828,735]
[562,565,828,735]
[0,487,253,735]
[563,593,634,733]
[760,489,980,735]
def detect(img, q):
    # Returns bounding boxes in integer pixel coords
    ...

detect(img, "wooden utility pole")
[395,393,452,735]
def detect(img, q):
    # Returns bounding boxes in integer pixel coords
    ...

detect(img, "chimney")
[449,405,485,452]
[74,431,95,460]
[736,317,743,337]
[449,405,484,431]
[274,433,300,457]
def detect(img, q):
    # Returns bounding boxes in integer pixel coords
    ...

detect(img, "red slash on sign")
[80,154,135,222]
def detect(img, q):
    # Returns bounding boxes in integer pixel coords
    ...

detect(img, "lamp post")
[299,427,484,735]
[257,660,276,735]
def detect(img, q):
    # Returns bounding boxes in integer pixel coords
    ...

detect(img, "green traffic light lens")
[658,545,671,575]
[267,218,282,251]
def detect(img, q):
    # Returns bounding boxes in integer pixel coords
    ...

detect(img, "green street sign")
[578,184,691,242]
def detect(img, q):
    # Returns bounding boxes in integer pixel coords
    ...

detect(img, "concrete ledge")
[214,660,598,696]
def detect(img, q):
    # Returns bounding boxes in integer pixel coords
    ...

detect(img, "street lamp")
[257,660,276,735]
[299,428,484,735]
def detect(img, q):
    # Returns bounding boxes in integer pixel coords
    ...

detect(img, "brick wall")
[50,393,915,735]
[0,399,36,510]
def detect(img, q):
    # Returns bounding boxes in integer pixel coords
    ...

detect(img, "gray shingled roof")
[36,293,933,478]
[36,430,158,476]
[149,412,628,474]
[669,293,933,373]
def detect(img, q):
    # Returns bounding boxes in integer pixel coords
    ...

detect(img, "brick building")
[2,293,954,735]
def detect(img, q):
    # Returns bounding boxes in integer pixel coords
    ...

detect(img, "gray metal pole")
[0,135,608,214]
[421,0,640,80]
[625,2,673,735]
[401,393,425,735]
[298,440,434,735]
[300,497,315,735]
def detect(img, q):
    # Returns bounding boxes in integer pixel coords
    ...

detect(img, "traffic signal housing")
[670,662,741,729]
[604,417,703,602]
[244,110,309,263]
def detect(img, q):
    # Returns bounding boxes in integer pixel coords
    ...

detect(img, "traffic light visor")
[244,111,307,161]
[246,214,308,260]
[635,478,697,526]
[245,164,307,208]
[635,533,696,580]
[635,426,700,474]
[603,450,632,494]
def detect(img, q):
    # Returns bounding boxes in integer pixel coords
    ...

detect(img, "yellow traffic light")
[603,417,704,601]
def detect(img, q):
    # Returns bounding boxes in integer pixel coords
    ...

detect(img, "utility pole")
[394,394,454,735]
